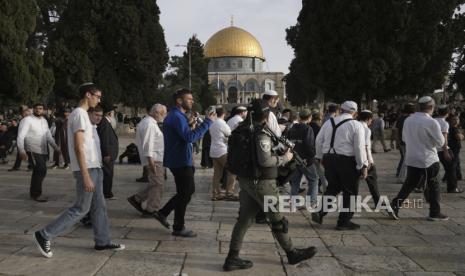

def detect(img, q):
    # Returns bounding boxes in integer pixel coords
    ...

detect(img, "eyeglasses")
[90,92,102,100]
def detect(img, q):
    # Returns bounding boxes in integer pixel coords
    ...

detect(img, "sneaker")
[384,149,391,153]
[335,221,360,231]
[33,231,52,258]
[427,213,449,221]
[135,177,148,183]
[7,167,19,172]
[61,165,69,170]
[50,165,58,169]
[127,195,144,214]
[152,211,170,229]
[287,246,317,265]
[223,256,253,271]
[94,243,125,251]
[172,228,197,238]
[388,203,399,220]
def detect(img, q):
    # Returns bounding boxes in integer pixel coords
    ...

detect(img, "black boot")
[286,246,317,265]
[223,250,253,271]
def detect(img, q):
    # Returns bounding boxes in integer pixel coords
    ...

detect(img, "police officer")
[223,100,316,271]
[313,101,368,230]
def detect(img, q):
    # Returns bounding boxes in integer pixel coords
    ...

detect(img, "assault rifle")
[262,125,314,186]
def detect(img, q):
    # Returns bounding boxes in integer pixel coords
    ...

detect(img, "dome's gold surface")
[204,26,264,60]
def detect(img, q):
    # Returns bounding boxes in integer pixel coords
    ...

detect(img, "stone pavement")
[0,135,464,275]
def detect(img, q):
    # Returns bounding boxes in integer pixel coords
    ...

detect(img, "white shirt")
[403,112,444,168]
[209,118,231,158]
[434,117,449,152]
[17,115,57,154]
[68,107,102,171]
[136,116,164,165]
[315,113,368,169]
[227,115,243,131]
[267,111,282,137]
[361,122,374,164]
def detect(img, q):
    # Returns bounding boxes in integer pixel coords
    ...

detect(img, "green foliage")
[46,0,168,107]
[164,35,216,112]
[0,0,54,107]
[286,0,464,105]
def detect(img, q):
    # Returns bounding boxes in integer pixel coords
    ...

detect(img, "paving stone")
[157,240,219,254]
[410,224,457,236]
[320,234,373,247]
[364,234,427,247]
[284,256,345,276]
[217,229,276,243]
[182,253,285,276]
[420,235,465,247]
[95,252,184,276]
[328,246,422,272]
[219,240,280,256]
[0,245,112,276]
[399,246,465,272]
[124,227,175,241]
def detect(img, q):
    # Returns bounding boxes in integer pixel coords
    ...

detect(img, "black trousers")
[102,159,115,198]
[159,166,196,231]
[438,151,458,192]
[392,162,441,216]
[366,165,380,206]
[27,152,47,198]
[322,154,360,225]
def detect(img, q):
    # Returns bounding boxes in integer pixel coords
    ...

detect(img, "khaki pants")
[135,162,165,212]
[212,154,236,196]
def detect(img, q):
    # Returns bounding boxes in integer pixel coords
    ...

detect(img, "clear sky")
[158,0,302,74]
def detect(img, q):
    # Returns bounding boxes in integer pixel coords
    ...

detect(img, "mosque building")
[204,21,285,106]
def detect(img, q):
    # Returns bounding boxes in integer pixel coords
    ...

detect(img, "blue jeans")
[40,168,110,246]
[290,164,318,205]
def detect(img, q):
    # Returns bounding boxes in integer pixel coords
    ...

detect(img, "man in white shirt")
[358,110,383,209]
[17,103,60,202]
[262,90,282,137]
[227,106,247,131]
[209,107,237,200]
[128,104,169,228]
[390,96,448,221]
[313,101,368,230]
[435,105,460,193]
[371,113,390,153]
[33,83,124,258]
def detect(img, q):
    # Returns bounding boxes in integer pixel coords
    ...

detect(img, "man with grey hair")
[390,96,448,221]
[128,103,169,228]
[313,101,368,230]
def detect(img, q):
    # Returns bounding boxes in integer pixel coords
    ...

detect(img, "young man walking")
[33,83,124,258]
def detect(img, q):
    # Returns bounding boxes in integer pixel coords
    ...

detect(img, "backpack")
[227,122,261,178]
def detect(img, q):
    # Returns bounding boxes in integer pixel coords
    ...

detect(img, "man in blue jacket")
[156,88,216,237]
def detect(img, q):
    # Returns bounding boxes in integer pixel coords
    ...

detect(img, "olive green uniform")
[229,127,293,252]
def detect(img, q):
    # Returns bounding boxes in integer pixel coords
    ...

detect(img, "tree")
[164,35,216,111]
[286,0,464,106]
[0,0,54,107]
[46,0,168,108]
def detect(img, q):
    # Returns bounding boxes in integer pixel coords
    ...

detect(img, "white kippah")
[361,109,372,113]
[341,101,358,112]
[418,96,433,104]
[263,90,278,96]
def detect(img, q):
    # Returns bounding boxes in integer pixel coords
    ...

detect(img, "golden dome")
[204,26,265,60]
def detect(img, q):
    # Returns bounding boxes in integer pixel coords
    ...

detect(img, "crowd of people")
[1,82,464,271]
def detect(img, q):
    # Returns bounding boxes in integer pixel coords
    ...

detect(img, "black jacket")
[287,122,315,164]
[97,117,119,161]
